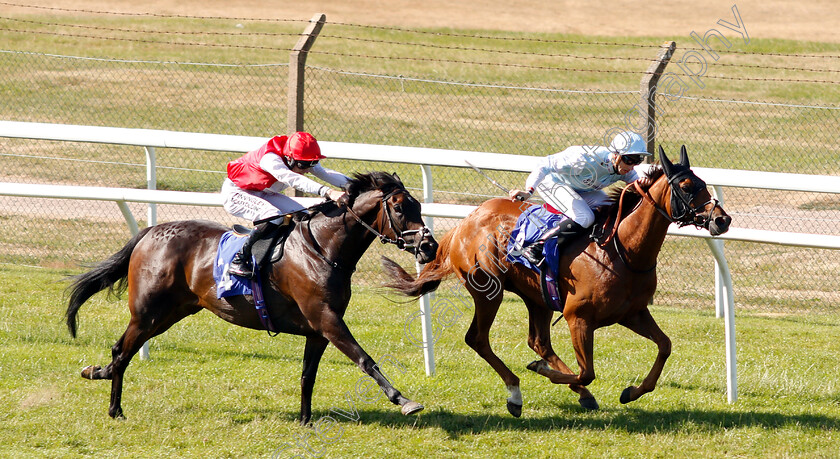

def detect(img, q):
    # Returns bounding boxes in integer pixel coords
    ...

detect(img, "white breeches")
[535,182,611,228]
[221,178,306,223]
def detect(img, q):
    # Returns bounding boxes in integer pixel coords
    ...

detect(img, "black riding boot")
[228,221,279,279]
[522,220,587,266]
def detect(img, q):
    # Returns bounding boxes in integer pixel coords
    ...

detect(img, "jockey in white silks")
[508,130,655,265]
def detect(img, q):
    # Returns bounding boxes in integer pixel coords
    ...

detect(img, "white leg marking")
[506,385,522,405]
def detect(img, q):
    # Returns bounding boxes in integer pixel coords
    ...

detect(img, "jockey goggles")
[293,159,319,169]
[620,154,644,166]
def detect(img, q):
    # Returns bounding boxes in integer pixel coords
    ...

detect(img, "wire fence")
[0,7,838,315]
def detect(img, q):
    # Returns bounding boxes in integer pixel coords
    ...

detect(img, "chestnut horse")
[66,172,437,424]
[383,147,731,416]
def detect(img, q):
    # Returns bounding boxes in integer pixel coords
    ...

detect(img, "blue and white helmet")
[609,131,653,157]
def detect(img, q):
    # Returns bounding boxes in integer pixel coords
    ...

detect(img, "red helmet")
[282,132,324,161]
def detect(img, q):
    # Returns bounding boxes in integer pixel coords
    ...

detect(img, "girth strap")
[250,263,279,336]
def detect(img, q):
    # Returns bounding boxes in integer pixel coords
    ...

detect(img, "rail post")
[139,145,157,360]
[417,165,436,376]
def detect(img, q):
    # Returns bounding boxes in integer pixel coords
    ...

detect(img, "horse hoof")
[81,365,100,379]
[401,401,424,416]
[620,386,635,404]
[506,401,523,418]
[526,360,547,373]
[578,396,600,411]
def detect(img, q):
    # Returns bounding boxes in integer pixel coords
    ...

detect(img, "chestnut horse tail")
[381,229,456,298]
[65,226,153,338]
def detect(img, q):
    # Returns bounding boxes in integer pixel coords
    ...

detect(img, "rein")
[302,213,355,272]
[596,182,662,273]
[345,188,431,253]
[598,176,715,273]
[303,187,429,270]
[599,181,669,248]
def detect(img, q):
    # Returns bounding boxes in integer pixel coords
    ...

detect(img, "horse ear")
[392,172,401,182]
[659,145,673,176]
[680,145,690,168]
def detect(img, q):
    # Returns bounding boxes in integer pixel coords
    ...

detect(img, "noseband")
[665,171,720,229]
[346,187,431,253]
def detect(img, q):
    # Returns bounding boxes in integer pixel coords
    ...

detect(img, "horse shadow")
[294,405,840,439]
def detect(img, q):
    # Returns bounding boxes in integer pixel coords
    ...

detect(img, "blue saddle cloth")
[213,231,253,299]
[505,204,567,277]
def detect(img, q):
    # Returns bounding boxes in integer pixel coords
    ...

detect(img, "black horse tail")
[65,227,153,338]
[381,229,455,298]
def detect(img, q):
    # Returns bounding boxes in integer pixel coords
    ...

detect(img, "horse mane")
[296,171,405,221]
[602,164,665,221]
[344,171,405,207]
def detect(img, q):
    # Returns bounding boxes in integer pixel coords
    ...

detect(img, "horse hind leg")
[464,293,523,417]
[81,299,197,419]
[79,317,149,419]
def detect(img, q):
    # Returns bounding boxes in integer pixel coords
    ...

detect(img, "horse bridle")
[346,187,432,254]
[598,170,719,272]
[663,170,720,229]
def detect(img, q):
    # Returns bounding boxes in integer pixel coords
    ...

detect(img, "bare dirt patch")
[2,0,838,43]
[19,387,59,410]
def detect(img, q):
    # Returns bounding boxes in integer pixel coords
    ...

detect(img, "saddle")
[538,206,612,315]
[233,214,295,271]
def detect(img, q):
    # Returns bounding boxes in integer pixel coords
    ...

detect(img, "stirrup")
[228,255,254,279]
[522,243,545,267]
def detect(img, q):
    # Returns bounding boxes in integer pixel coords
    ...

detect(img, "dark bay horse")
[383,147,731,416]
[66,172,437,424]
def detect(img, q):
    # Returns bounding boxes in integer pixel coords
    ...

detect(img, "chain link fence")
[0,16,838,315]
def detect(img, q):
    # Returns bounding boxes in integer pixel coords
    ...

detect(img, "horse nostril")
[417,240,438,259]
[716,216,731,227]
[419,241,435,254]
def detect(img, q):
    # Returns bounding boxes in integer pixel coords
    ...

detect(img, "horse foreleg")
[299,334,329,426]
[526,316,597,388]
[525,305,598,410]
[618,309,671,404]
[318,310,423,416]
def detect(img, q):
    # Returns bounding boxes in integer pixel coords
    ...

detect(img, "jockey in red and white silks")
[222,132,350,223]
[221,132,350,278]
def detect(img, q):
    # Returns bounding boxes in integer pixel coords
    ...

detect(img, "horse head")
[345,172,438,264]
[659,145,731,236]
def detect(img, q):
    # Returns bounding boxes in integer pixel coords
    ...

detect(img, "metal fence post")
[287,13,326,199]
[641,42,676,307]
